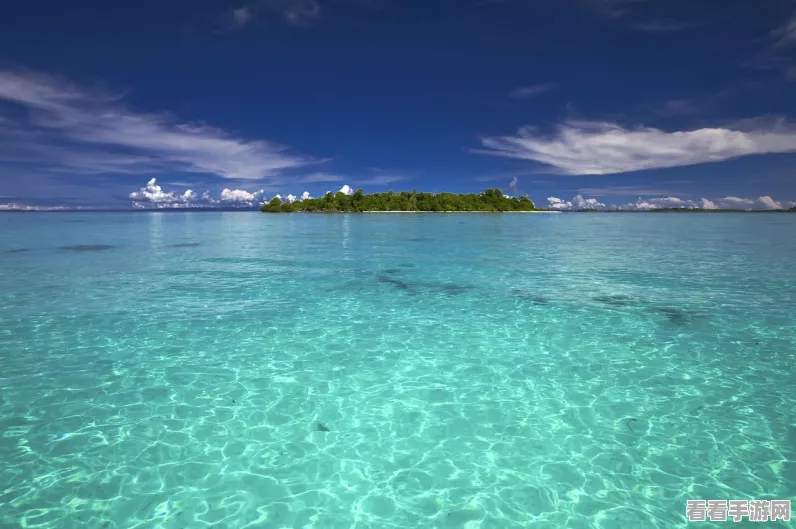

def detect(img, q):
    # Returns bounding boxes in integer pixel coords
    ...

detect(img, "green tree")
[261,188,541,213]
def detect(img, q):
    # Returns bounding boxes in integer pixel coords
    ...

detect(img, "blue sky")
[1,0,795,210]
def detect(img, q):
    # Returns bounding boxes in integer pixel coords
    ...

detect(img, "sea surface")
[1,211,794,529]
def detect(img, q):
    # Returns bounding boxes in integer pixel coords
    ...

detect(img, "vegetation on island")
[260,188,537,213]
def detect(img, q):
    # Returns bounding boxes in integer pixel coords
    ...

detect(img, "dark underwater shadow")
[59,245,118,252]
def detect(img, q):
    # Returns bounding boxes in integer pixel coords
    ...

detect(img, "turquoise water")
[1,211,794,529]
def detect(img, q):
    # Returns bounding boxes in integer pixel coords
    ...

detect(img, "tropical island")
[258,188,796,214]
[259,188,538,213]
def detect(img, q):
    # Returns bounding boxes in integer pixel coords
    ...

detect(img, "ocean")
[1,211,794,528]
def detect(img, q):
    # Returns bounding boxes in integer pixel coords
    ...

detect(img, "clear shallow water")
[0,211,794,529]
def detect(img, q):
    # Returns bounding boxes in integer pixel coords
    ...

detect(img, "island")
[260,188,539,213]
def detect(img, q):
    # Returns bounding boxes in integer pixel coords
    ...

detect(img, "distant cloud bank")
[125,178,346,209]
[547,194,796,211]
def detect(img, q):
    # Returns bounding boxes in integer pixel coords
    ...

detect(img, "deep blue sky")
[1,0,795,210]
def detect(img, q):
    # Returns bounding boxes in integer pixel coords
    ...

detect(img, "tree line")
[260,188,537,213]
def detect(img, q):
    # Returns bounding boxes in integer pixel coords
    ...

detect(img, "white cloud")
[618,196,787,211]
[700,198,718,210]
[547,193,790,211]
[509,83,558,99]
[573,195,606,209]
[0,203,69,211]
[478,120,796,175]
[301,191,311,200]
[128,178,266,208]
[547,197,572,209]
[129,178,199,204]
[759,196,783,210]
[508,176,519,193]
[546,195,605,210]
[621,196,695,210]
[219,188,265,203]
[286,194,297,203]
[338,184,353,195]
[0,69,318,181]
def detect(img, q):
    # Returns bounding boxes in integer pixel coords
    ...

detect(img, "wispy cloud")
[741,54,796,81]
[576,185,683,196]
[509,83,558,99]
[353,174,409,186]
[0,69,320,181]
[741,9,796,80]
[507,176,519,193]
[771,13,796,48]
[476,119,796,175]
[590,0,698,34]
[285,170,409,187]
[230,0,321,27]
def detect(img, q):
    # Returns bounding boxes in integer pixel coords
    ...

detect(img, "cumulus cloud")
[546,197,571,209]
[338,184,354,195]
[129,178,199,204]
[301,191,311,200]
[546,195,605,210]
[621,196,695,210]
[128,178,266,208]
[0,69,318,181]
[477,120,796,175]
[219,188,265,203]
[286,194,297,203]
